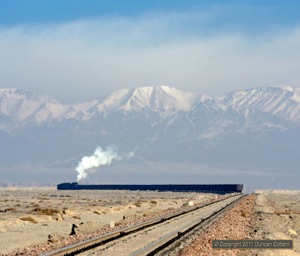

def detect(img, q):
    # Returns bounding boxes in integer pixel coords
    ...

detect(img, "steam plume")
[75,146,134,182]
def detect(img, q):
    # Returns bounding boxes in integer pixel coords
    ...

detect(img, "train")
[57,182,243,194]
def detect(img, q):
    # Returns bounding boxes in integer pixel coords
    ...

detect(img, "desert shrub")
[133,201,145,207]
[93,211,101,215]
[150,200,158,205]
[240,209,249,217]
[72,215,81,219]
[37,197,49,200]
[31,207,61,215]
[5,207,16,212]
[20,216,38,223]
[273,211,295,215]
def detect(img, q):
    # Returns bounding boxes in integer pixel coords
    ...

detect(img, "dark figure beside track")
[69,224,78,236]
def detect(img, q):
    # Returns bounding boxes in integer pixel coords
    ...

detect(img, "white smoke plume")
[75,146,134,182]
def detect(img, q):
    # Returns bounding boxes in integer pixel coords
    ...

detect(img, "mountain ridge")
[1,85,300,132]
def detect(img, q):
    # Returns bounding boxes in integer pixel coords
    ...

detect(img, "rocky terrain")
[248,191,300,256]
[178,191,300,256]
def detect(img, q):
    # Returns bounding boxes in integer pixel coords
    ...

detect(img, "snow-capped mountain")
[1,85,300,186]
[221,86,300,122]
[0,88,69,132]
[1,86,300,129]
[98,86,203,113]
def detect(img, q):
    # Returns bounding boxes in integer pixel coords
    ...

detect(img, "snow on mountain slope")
[98,86,201,113]
[220,86,300,122]
[0,89,70,124]
[65,99,102,121]
[1,85,300,134]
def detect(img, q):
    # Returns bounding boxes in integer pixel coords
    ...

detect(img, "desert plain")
[0,187,299,256]
[0,187,218,255]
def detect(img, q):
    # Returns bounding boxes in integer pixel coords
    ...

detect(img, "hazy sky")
[1,0,300,103]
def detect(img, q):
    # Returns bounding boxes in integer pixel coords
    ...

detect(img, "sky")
[1,1,300,103]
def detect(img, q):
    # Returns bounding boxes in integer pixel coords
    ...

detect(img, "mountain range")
[1,86,299,188]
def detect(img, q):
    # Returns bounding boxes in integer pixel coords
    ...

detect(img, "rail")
[42,193,245,256]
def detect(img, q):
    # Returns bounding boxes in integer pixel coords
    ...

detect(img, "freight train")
[57,182,243,194]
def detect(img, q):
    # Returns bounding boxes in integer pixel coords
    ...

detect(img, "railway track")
[43,193,245,256]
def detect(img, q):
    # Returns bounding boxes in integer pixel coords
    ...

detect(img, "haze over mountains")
[1,86,300,189]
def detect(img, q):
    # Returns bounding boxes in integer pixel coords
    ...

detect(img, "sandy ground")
[0,187,218,255]
[1,188,299,256]
[248,190,300,256]
[177,193,256,256]
[178,190,300,256]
